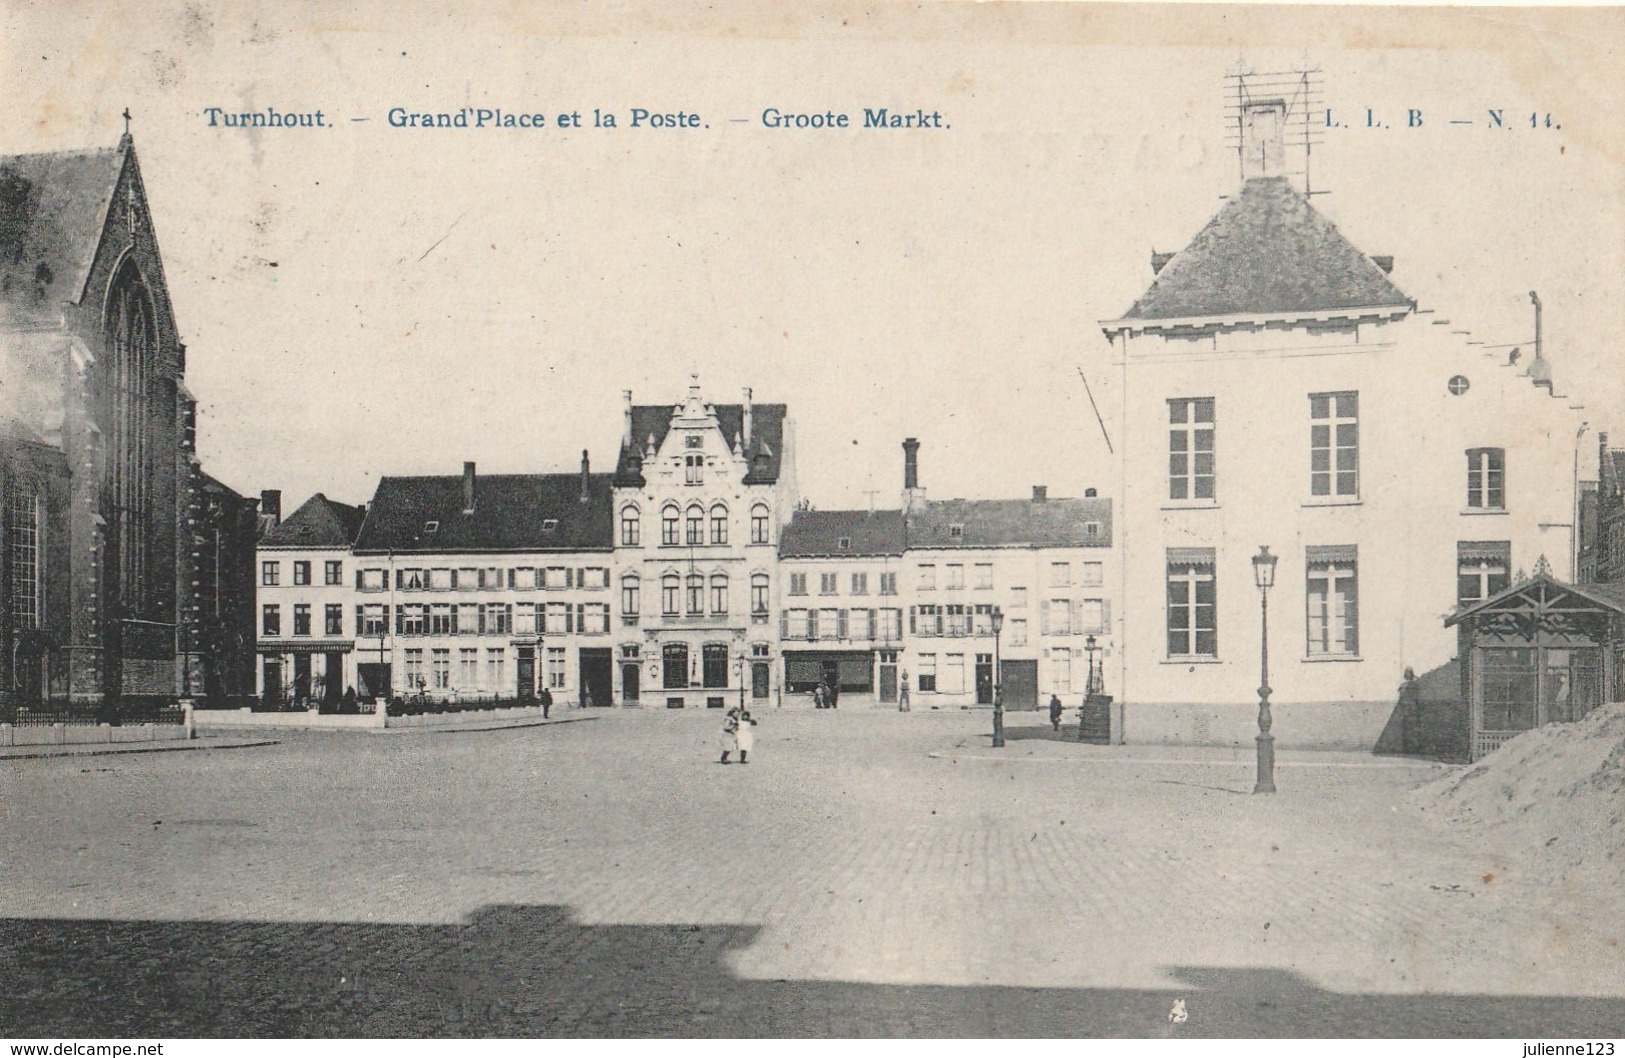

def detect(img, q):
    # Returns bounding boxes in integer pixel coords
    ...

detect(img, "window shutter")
[355,569,363,589]
[507,569,515,589]
[1041,605,1051,636]
[780,611,789,638]
[394,607,403,634]
[449,607,460,635]
[354,606,363,636]
[1101,599,1112,630]
[908,607,916,634]
[838,609,849,640]
[1073,599,1085,635]
[395,568,404,590]
[565,568,574,589]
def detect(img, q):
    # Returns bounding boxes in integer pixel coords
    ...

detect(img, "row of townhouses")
[3,101,1600,758]
[256,101,1593,754]
[256,379,1117,712]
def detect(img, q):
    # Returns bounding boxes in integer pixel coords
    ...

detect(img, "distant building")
[612,378,795,708]
[1101,99,1585,750]
[350,459,615,704]
[778,508,908,704]
[774,439,1118,712]
[1584,433,1625,584]
[903,486,1114,712]
[0,135,244,715]
[255,491,366,705]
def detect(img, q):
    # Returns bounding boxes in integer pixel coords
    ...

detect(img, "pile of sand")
[1413,702,1625,887]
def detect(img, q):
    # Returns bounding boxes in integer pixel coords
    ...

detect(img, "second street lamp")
[991,605,1005,748]
[1251,545,1279,795]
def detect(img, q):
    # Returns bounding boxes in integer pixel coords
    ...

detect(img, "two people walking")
[720,705,758,764]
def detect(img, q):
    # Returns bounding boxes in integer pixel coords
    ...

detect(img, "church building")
[1,133,243,716]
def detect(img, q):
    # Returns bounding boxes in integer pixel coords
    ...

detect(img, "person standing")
[1049,693,1064,732]
[539,685,553,719]
[720,707,740,764]
[733,706,758,763]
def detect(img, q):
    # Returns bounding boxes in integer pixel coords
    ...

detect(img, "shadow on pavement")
[3,905,1621,1037]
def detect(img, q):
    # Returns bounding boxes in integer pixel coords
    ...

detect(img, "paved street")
[2,709,1621,1037]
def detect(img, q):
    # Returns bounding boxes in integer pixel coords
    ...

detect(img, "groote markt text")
[201,106,951,131]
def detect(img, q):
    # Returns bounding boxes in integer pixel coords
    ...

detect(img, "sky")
[4,1,1622,512]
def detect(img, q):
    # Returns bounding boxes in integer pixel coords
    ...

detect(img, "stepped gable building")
[255,491,367,704]
[612,377,796,708]
[350,459,615,705]
[777,508,907,704]
[1,134,241,714]
[1101,96,1585,751]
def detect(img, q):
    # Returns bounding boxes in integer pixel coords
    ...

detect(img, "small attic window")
[1085,522,1100,538]
[838,536,851,550]
[685,434,704,448]
[296,526,312,539]
[1448,375,1470,396]
[424,521,440,534]
[542,519,559,532]
[949,524,965,539]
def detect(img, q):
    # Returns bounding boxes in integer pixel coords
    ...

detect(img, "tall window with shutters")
[1310,391,1359,498]
[1466,448,1506,510]
[1166,549,1217,658]
[1168,397,1216,501]
[1305,547,1359,657]
[1458,541,1511,608]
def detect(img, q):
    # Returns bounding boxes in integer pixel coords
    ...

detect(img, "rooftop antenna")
[1224,65,1324,195]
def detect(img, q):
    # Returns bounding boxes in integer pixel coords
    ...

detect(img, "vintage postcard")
[2,0,1622,1042]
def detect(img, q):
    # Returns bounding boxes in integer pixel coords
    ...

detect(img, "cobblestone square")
[2,710,1621,1037]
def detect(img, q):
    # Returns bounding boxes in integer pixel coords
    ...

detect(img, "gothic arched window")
[107,261,155,615]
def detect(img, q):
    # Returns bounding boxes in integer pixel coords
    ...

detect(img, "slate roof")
[260,492,367,548]
[907,497,1112,549]
[0,144,124,328]
[615,403,787,486]
[1116,177,1412,323]
[779,510,907,558]
[353,472,614,554]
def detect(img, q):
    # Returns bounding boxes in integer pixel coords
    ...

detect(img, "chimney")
[1032,485,1047,503]
[622,390,634,449]
[580,449,591,502]
[259,489,281,525]
[1240,99,1287,182]
[742,387,753,450]
[1151,251,1175,275]
[1084,487,1098,498]
[462,462,476,513]
[903,438,920,491]
[1371,255,1394,274]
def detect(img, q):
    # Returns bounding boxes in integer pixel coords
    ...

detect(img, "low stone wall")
[1120,699,1393,752]
[1,722,192,747]
[193,703,555,732]
[194,709,382,732]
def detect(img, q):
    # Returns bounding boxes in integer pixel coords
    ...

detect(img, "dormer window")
[424,521,440,534]
[1085,522,1100,538]
[949,524,964,540]
[542,519,559,532]
[838,536,851,550]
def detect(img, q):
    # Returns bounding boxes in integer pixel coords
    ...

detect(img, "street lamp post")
[990,605,1005,748]
[1251,545,1278,795]
[736,649,746,714]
